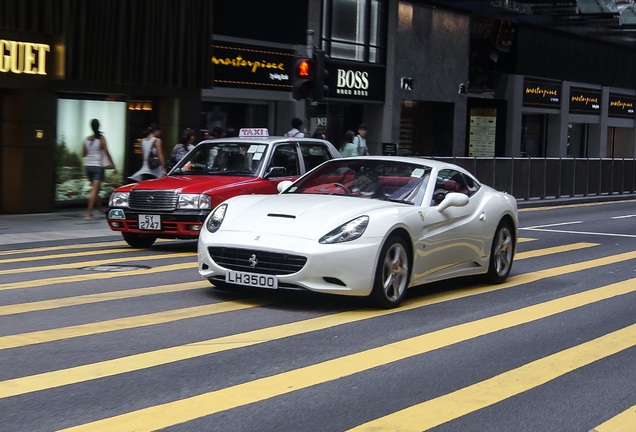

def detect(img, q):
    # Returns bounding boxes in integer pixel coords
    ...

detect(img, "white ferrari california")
[197,156,518,308]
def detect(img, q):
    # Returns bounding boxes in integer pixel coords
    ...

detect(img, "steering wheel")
[331,183,350,194]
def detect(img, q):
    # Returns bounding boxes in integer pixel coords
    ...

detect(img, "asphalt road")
[1,200,636,431]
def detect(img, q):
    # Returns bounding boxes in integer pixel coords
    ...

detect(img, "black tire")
[370,235,410,308]
[486,221,515,284]
[122,232,157,248]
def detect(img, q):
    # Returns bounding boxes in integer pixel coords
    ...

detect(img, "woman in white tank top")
[82,119,117,220]
[129,123,166,182]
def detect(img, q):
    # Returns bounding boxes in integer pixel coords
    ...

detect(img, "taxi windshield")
[284,159,431,205]
[170,142,268,176]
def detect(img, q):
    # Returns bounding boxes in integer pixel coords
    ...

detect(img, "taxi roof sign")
[239,128,269,138]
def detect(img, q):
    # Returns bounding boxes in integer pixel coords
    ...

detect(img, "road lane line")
[0,252,196,275]
[2,250,636,401]
[0,298,270,350]
[590,404,636,432]
[0,282,209,316]
[54,278,636,432]
[610,214,636,219]
[517,237,536,243]
[520,228,636,239]
[348,324,636,432]
[518,199,636,213]
[0,242,126,256]
[0,247,146,264]
[523,221,583,229]
[0,262,198,292]
[515,242,598,260]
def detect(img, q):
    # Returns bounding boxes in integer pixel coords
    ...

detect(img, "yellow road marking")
[517,237,536,243]
[348,323,636,432]
[516,242,598,260]
[0,298,269,350]
[0,241,126,256]
[0,262,198,292]
[0,252,196,275]
[590,404,636,432]
[55,277,636,432]
[0,282,208,316]
[3,249,636,400]
[0,247,137,264]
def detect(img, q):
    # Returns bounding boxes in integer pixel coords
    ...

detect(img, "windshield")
[284,159,431,205]
[170,142,268,176]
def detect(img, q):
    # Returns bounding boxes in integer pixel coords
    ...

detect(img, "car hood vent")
[267,213,296,219]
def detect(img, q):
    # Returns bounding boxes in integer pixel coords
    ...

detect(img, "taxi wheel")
[370,235,410,309]
[122,232,156,248]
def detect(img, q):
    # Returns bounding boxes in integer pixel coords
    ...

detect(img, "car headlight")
[206,204,227,233]
[319,216,369,244]
[178,194,212,209]
[109,192,129,208]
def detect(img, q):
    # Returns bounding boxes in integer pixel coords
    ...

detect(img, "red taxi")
[107,128,341,247]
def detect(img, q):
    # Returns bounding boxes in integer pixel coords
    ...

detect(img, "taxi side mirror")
[264,166,287,179]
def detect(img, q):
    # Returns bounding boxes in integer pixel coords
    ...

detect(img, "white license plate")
[139,214,161,230]
[226,271,278,289]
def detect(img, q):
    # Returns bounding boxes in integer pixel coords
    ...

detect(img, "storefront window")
[322,0,387,63]
[521,114,547,157]
[56,99,126,202]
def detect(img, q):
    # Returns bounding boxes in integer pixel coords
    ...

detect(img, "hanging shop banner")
[522,78,561,109]
[468,108,497,157]
[569,87,601,115]
[211,41,294,90]
[608,93,635,119]
[0,30,64,81]
[327,61,386,103]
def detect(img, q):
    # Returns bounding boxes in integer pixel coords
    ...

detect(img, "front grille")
[129,190,178,211]
[208,247,307,275]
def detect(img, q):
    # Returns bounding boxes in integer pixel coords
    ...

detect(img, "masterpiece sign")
[327,61,386,102]
[608,94,635,119]
[569,87,601,115]
[522,78,561,109]
[211,41,294,90]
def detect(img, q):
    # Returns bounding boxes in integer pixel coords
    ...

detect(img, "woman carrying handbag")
[129,123,166,182]
[82,118,117,220]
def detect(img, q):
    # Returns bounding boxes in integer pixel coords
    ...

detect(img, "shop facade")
[1,0,212,214]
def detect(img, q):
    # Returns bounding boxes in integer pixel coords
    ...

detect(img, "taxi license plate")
[139,214,161,230]
[226,271,278,289]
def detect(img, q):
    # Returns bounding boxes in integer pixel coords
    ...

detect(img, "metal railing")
[428,157,636,202]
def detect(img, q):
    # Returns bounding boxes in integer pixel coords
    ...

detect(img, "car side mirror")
[264,166,287,179]
[277,180,293,193]
[437,192,469,212]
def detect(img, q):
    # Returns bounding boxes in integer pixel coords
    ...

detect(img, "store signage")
[211,41,294,90]
[0,39,50,75]
[327,61,386,102]
[569,87,601,115]
[608,93,635,119]
[522,78,561,109]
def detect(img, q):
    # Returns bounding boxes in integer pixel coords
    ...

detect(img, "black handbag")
[148,146,160,169]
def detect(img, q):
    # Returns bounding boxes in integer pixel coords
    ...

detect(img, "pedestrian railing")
[427,157,636,202]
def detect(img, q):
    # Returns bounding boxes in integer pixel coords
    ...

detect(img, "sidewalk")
[0,208,121,251]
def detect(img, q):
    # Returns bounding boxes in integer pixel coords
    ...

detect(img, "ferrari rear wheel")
[122,232,156,248]
[486,221,514,283]
[371,235,410,308]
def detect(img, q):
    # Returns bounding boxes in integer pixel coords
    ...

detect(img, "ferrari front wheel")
[371,235,410,308]
[486,221,514,283]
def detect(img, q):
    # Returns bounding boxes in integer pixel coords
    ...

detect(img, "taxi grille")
[129,190,178,211]
[208,247,307,275]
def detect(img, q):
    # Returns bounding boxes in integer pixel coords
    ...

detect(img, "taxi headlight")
[206,204,227,233]
[109,192,129,208]
[178,194,212,209]
[319,216,369,244]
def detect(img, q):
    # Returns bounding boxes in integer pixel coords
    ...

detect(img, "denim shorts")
[86,165,105,182]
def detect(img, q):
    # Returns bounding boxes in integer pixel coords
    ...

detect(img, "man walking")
[353,124,369,156]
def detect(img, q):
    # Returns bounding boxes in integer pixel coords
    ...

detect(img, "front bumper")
[197,230,380,297]
[107,208,210,239]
